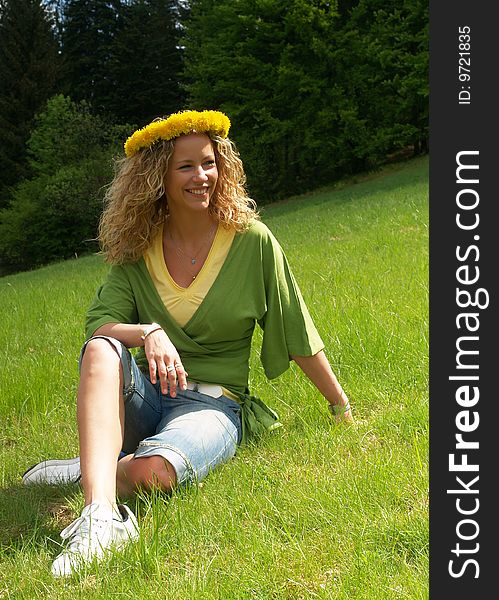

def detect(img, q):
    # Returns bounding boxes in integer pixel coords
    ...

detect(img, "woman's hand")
[144,328,188,397]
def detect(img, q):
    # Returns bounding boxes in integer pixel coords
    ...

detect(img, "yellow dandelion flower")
[124,110,231,157]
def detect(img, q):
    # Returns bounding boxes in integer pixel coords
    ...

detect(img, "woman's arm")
[93,322,149,348]
[291,350,353,422]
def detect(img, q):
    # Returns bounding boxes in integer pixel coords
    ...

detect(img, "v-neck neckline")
[143,226,241,330]
[162,222,221,291]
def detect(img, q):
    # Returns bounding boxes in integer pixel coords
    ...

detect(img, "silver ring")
[174,362,182,368]
[166,365,175,373]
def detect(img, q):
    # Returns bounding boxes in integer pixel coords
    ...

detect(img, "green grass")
[0,157,428,599]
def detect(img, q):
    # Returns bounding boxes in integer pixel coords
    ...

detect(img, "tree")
[333,0,428,158]
[59,0,120,114]
[183,0,343,201]
[182,0,428,202]
[0,0,60,207]
[27,94,116,176]
[109,0,186,125]
[60,0,185,125]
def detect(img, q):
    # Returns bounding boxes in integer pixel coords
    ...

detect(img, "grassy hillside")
[0,157,428,599]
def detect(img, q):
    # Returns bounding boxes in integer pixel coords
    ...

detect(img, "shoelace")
[60,513,112,553]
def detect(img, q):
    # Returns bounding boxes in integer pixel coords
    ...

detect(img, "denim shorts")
[80,336,243,486]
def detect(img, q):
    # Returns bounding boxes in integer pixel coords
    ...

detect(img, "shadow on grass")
[0,481,82,554]
[0,478,180,559]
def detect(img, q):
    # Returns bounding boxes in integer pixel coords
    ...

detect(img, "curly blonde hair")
[98,134,258,264]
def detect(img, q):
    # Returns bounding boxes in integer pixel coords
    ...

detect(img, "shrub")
[0,154,110,271]
[0,94,132,273]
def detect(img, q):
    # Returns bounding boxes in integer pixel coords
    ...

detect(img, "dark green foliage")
[60,0,185,125]
[0,95,130,273]
[182,0,428,202]
[0,0,60,207]
[183,0,331,201]
[59,0,120,114]
[0,159,107,270]
[107,0,186,125]
[27,94,117,176]
[335,0,428,155]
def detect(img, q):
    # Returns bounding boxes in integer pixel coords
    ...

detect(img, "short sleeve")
[85,265,139,339]
[258,228,324,379]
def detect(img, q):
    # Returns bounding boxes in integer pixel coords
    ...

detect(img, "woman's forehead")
[172,133,214,157]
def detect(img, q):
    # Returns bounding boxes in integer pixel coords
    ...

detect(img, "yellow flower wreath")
[124,110,231,157]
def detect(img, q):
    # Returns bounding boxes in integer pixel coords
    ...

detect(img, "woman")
[23,110,352,577]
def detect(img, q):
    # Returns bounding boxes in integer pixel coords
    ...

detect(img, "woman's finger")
[166,363,177,397]
[174,361,188,391]
[157,361,170,395]
[148,357,158,384]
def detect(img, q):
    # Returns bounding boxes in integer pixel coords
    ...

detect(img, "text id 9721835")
[458,26,471,105]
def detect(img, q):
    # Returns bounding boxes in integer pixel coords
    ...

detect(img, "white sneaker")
[22,457,81,485]
[51,502,139,577]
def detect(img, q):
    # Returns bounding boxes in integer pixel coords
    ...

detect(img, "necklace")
[167,222,217,278]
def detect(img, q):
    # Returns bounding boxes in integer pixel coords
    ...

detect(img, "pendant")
[191,258,196,265]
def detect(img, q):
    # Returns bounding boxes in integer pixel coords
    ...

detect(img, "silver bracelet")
[329,401,351,416]
[140,322,163,341]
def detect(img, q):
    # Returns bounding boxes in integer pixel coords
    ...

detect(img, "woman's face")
[164,133,218,214]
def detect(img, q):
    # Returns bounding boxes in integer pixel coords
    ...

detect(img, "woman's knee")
[81,337,123,376]
[83,336,120,361]
[127,455,177,493]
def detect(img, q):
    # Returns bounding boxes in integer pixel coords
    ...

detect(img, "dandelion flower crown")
[124,109,231,157]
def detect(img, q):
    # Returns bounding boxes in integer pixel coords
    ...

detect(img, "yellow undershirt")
[144,223,235,328]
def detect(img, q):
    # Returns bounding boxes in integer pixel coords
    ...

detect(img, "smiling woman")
[23,109,353,578]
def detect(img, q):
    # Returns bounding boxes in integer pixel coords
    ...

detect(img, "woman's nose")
[192,166,208,180]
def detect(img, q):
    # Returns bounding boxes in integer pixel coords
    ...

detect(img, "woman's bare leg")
[77,338,125,508]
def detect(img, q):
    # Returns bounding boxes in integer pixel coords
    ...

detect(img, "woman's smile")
[185,186,210,196]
